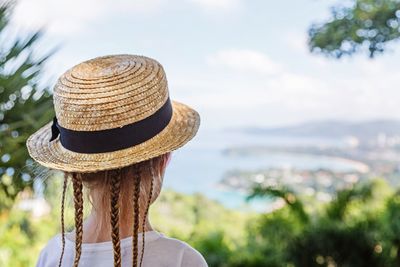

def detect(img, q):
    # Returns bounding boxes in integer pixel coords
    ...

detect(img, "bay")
[164,130,361,210]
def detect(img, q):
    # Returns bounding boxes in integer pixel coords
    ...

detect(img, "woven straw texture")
[26,54,200,173]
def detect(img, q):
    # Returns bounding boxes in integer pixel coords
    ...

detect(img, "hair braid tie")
[58,173,68,267]
[72,173,84,267]
[110,169,122,267]
[132,166,141,267]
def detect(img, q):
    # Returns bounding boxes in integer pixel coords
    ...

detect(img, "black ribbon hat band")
[49,98,173,154]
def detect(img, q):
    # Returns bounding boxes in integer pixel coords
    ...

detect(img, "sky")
[8,0,400,131]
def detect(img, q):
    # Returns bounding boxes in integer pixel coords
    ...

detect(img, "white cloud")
[10,0,241,36]
[187,0,241,10]
[284,31,308,53]
[207,49,283,75]
[170,53,334,128]
[171,78,331,129]
[185,47,400,129]
[10,0,167,36]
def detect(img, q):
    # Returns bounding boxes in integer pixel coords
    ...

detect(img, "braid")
[72,173,84,267]
[58,172,68,267]
[109,169,122,267]
[132,166,141,267]
[139,160,155,267]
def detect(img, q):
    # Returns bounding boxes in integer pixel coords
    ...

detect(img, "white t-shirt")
[36,231,208,267]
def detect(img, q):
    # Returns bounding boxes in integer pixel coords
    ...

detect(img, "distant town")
[219,120,400,202]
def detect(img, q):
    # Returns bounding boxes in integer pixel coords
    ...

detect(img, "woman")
[26,55,207,267]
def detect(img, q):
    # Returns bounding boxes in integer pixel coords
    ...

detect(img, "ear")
[157,152,171,177]
[164,152,171,165]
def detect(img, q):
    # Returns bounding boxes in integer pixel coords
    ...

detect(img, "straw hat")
[26,54,200,173]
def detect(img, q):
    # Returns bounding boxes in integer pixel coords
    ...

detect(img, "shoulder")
[36,234,63,267]
[155,234,208,267]
[181,243,208,267]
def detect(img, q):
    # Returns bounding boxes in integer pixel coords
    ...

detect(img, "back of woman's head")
[59,152,170,267]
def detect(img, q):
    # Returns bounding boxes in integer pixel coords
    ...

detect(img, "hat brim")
[26,101,200,173]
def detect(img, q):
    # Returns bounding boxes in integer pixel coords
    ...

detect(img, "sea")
[164,129,362,211]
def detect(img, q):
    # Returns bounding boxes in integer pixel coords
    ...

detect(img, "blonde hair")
[58,153,170,267]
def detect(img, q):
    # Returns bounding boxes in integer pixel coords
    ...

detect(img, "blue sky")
[9,0,400,131]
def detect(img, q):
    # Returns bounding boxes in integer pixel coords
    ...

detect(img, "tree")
[0,2,54,211]
[289,222,382,267]
[248,184,309,224]
[309,0,400,58]
[382,191,400,266]
[243,181,387,266]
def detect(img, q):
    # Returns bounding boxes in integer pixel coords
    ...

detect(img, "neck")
[78,210,153,243]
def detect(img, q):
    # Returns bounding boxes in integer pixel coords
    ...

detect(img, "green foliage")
[4,178,400,267]
[1,185,252,266]
[385,191,400,240]
[309,0,400,58]
[151,189,251,266]
[191,231,232,267]
[249,185,309,224]
[238,179,400,267]
[235,207,302,267]
[289,222,382,267]
[0,207,59,267]
[0,2,54,211]
[325,181,373,220]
